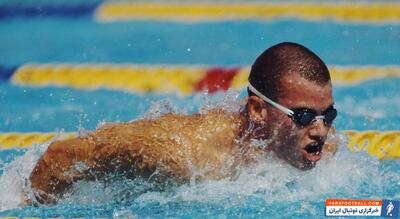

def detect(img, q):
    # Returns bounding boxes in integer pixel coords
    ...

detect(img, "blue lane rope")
[0,65,17,81]
[0,2,102,19]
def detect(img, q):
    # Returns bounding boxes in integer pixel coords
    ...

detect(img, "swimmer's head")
[246,42,335,170]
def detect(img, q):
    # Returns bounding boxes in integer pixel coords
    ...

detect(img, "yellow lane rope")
[0,132,75,149]
[11,64,400,94]
[95,2,400,23]
[0,131,399,159]
[344,130,400,159]
[231,66,400,89]
[12,64,206,95]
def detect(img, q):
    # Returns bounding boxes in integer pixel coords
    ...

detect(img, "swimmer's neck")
[236,109,272,143]
[234,110,271,161]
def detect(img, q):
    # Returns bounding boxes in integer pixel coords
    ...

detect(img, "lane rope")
[0,131,399,159]
[344,130,400,159]
[0,2,100,18]
[7,64,400,95]
[95,2,400,23]
[1,2,400,23]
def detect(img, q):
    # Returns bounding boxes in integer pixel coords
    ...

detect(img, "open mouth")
[302,142,323,162]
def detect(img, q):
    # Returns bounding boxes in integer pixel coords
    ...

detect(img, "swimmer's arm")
[28,123,187,204]
[28,136,98,204]
[28,124,146,204]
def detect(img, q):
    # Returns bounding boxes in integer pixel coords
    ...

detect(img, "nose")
[308,118,330,141]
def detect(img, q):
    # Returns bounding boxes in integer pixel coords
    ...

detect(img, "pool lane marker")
[0,2,101,18]
[194,67,240,93]
[0,65,16,81]
[0,131,399,159]
[10,64,207,95]
[6,64,400,95]
[1,1,400,23]
[95,2,400,23]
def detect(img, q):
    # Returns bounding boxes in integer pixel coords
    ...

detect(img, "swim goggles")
[248,83,337,127]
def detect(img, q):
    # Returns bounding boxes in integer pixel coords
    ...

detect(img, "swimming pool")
[0,1,399,218]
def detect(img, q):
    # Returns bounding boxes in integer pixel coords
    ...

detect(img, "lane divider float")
[96,2,400,23]
[0,131,399,160]
[11,64,207,95]
[343,130,400,159]
[0,132,75,150]
[0,2,101,18]
[1,1,400,24]
[2,64,400,95]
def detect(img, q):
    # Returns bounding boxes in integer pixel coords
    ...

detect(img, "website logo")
[326,199,399,218]
[382,200,399,218]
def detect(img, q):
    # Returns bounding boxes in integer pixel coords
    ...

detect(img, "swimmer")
[27,42,337,204]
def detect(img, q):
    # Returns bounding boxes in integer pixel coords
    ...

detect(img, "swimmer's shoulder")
[89,110,241,139]
[144,110,241,131]
[202,109,243,129]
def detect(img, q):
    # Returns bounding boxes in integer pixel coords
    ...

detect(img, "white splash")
[134,142,390,208]
[143,98,187,120]
[0,142,50,211]
[200,89,242,114]
[0,93,399,213]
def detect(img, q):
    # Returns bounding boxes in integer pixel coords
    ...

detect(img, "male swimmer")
[28,42,337,204]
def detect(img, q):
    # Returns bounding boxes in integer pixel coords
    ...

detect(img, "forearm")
[29,137,95,204]
[28,124,154,204]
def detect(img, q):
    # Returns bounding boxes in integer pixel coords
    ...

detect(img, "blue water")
[0,82,399,217]
[0,1,400,218]
[0,143,399,218]
[1,19,400,66]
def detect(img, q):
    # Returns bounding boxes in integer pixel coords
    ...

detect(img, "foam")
[0,142,50,210]
[0,93,398,214]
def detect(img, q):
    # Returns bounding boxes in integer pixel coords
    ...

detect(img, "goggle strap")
[248,84,294,116]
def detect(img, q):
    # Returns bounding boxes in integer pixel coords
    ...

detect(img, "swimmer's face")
[248,74,334,170]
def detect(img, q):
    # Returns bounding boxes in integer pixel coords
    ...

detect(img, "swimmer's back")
[29,110,242,204]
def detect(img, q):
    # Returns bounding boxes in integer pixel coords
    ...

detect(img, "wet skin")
[27,75,336,204]
[246,73,335,170]
[28,111,251,204]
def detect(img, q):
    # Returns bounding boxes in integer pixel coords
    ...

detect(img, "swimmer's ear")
[247,96,268,122]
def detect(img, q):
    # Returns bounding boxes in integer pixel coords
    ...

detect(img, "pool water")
[0,121,399,218]
[0,0,399,218]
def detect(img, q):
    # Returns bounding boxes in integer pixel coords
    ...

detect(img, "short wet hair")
[248,42,330,101]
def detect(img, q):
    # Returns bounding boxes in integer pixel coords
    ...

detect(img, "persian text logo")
[326,199,399,217]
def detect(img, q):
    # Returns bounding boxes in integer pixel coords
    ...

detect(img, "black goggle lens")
[323,107,337,124]
[292,107,337,127]
[293,109,315,126]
